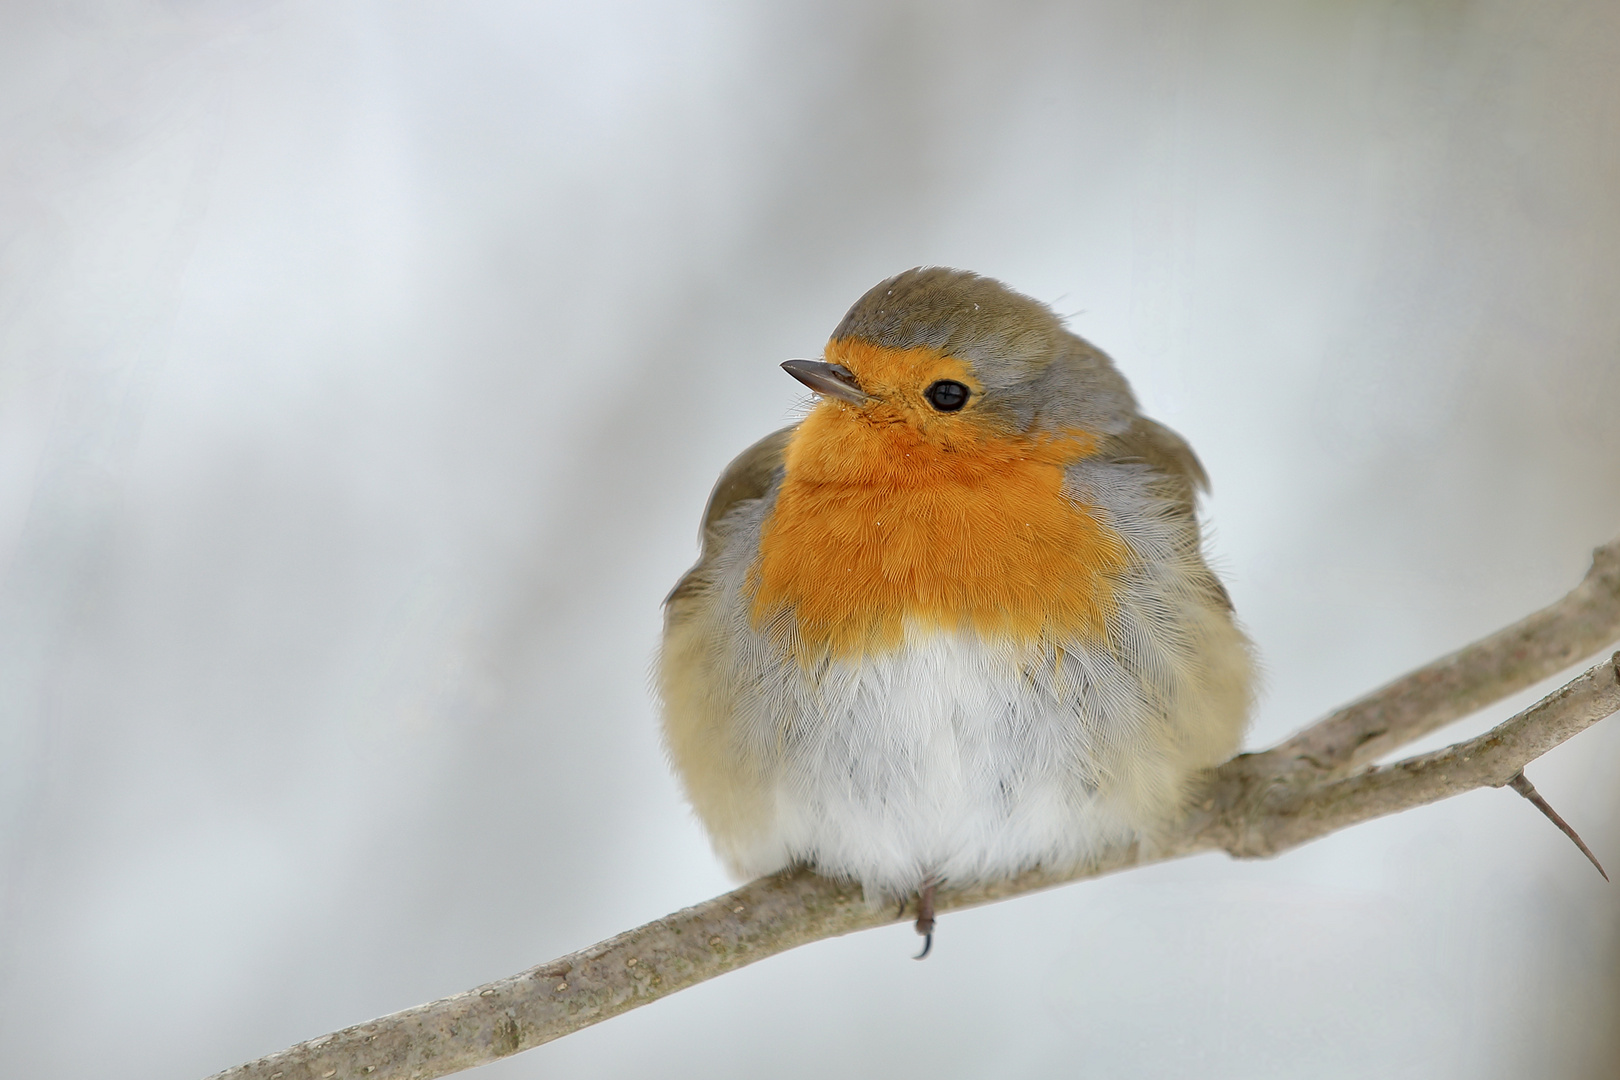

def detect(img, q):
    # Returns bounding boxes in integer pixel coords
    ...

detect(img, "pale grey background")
[3,2,1619,1078]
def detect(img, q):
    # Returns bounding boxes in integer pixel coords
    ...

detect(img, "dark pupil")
[925,380,969,411]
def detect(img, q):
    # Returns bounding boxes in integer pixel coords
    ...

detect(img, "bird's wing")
[697,425,796,535]
[1099,415,1210,508]
[1093,416,1232,611]
[665,425,794,609]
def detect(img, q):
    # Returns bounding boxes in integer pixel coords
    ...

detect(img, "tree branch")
[205,537,1620,1080]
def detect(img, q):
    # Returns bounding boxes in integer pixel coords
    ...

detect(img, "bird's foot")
[913,879,937,960]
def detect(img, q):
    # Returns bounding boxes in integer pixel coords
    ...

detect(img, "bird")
[658,267,1255,956]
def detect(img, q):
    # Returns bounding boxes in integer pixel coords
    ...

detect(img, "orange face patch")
[751,340,1127,661]
[819,339,990,438]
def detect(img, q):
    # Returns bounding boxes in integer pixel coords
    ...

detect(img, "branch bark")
[206,537,1620,1080]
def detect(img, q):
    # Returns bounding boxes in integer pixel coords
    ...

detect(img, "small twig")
[1508,771,1609,881]
[203,540,1620,1080]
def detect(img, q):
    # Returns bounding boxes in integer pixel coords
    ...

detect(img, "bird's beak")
[781,359,870,405]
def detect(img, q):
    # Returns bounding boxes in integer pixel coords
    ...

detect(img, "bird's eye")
[924,380,970,412]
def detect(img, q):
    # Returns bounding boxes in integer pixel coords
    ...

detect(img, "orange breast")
[750,404,1128,661]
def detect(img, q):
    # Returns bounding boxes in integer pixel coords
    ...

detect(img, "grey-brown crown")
[831,267,1140,435]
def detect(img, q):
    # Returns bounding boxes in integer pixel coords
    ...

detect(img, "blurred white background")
[3,1,1619,1078]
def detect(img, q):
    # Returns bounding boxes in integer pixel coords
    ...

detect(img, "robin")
[659,267,1255,955]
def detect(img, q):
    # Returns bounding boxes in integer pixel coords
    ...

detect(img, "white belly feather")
[758,626,1141,896]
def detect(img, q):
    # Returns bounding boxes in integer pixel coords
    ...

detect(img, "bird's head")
[782,267,1138,452]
